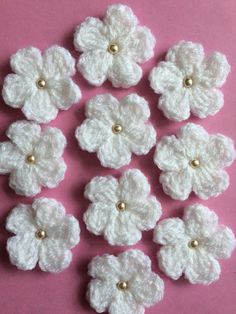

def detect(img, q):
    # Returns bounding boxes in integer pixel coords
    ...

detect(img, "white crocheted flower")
[84,169,162,246]
[74,4,155,88]
[154,123,235,200]
[6,197,80,273]
[149,41,230,121]
[153,204,236,285]
[0,120,67,196]
[76,94,156,169]
[2,45,81,123]
[87,249,164,314]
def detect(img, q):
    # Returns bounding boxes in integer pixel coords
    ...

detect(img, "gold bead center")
[108,43,119,55]
[35,230,47,240]
[26,154,36,164]
[189,240,199,248]
[112,124,123,134]
[190,159,200,168]
[116,281,128,291]
[36,78,46,89]
[183,77,193,88]
[116,201,126,211]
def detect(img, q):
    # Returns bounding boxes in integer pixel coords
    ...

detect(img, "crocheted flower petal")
[153,218,186,245]
[108,56,142,88]
[78,50,112,86]
[109,293,144,314]
[183,204,218,238]
[10,47,42,79]
[119,169,150,201]
[205,134,235,168]
[190,87,223,118]
[98,137,131,169]
[87,278,117,313]
[198,52,230,88]
[177,122,209,148]
[74,17,108,52]
[0,142,22,174]
[88,254,120,280]
[185,251,221,284]
[158,90,191,121]
[76,119,109,153]
[120,93,151,122]
[38,240,72,273]
[43,45,76,78]
[125,25,155,63]
[192,168,229,199]
[158,246,188,280]
[84,203,111,235]
[154,135,188,171]
[160,170,192,200]
[129,196,162,230]
[118,249,152,275]
[6,204,35,235]
[47,78,81,110]
[7,234,39,270]
[22,91,58,124]
[166,41,204,74]
[6,120,41,154]
[2,74,34,108]
[9,166,41,196]
[149,62,183,94]
[205,226,236,259]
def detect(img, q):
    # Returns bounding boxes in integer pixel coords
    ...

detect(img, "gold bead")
[108,43,119,55]
[36,78,46,89]
[35,230,47,240]
[183,77,193,88]
[190,159,200,168]
[189,240,199,248]
[112,124,123,134]
[116,281,128,291]
[116,201,126,211]
[26,154,36,164]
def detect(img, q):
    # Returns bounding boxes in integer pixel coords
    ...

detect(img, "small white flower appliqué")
[87,249,164,314]
[149,40,230,121]
[153,204,236,285]
[2,45,81,123]
[154,123,235,200]
[84,169,162,246]
[76,93,156,169]
[6,197,80,273]
[74,4,156,88]
[0,120,67,196]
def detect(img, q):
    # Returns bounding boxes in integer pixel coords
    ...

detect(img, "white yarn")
[87,249,164,314]
[74,4,156,88]
[6,197,80,273]
[154,123,235,200]
[0,120,67,196]
[153,204,236,285]
[75,93,156,169]
[2,45,81,124]
[84,169,162,246]
[149,41,230,121]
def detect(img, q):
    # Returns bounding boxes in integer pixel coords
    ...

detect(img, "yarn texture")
[6,197,80,273]
[74,4,155,88]
[149,40,230,121]
[76,93,156,169]
[153,204,236,285]
[154,123,235,200]
[87,249,164,314]
[2,45,81,123]
[0,120,67,196]
[84,169,162,246]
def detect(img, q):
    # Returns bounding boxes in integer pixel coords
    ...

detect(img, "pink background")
[0,0,235,313]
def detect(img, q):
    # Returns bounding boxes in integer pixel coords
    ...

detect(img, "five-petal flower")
[149,41,230,121]
[2,45,81,123]
[6,197,80,273]
[154,123,235,200]
[153,204,236,285]
[87,249,164,314]
[74,4,155,88]
[0,120,67,196]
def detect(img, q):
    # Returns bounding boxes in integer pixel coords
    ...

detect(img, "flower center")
[183,76,193,88]
[116,201,126,212]
[35,229,47,240]
[108,43,119,55]
[112,124,123,134]
[116,281,128,291]
[188,239,199,248]
[36,78,46,89]
[190,159,200,168]
[26,154,36,164]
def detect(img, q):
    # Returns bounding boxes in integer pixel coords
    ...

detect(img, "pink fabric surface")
[0,0,235,313]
